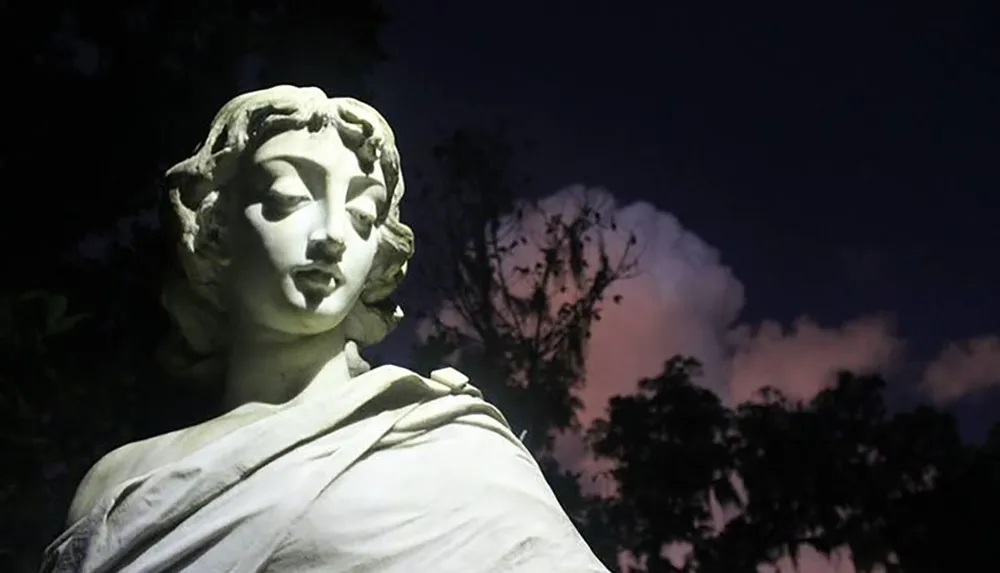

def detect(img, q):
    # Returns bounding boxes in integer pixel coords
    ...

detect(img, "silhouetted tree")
[411,127,639,455]
[591,364,999,572]
[728,374,896,571]
[731,374,975,572]
[880,416,1000,572]
[408,127,637,570]
[588,357,738,573]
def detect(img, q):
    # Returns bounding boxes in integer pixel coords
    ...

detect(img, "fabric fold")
[42,365,609,573]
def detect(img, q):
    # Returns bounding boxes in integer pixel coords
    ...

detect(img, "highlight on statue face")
[226,127,387,335]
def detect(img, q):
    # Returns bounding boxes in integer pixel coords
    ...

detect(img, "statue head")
[160,86,414,382]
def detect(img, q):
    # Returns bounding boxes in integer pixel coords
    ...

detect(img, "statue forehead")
[251,128,386,182]
[254,128,347,162]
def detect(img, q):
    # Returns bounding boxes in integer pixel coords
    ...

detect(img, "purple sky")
[365,1,1000,440]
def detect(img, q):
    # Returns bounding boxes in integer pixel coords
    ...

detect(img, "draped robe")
[42,365,610,573]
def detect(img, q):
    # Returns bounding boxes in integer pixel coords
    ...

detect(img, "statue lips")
[291,263,343,297]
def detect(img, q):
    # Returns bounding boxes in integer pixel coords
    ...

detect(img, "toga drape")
[42,365,610,573]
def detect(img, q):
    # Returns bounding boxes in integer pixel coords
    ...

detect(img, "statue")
[42,86,611,572]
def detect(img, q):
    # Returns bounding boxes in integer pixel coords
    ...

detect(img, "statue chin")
[226,275,357,338]
[285,277,352,313]
[251,294,356,338]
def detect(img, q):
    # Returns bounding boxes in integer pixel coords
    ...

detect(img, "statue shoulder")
[66,438,153,526]
[65,404,277,526]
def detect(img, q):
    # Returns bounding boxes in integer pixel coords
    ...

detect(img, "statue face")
[226,128,386,336]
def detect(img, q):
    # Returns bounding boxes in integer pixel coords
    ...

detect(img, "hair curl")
[158,85,414,385]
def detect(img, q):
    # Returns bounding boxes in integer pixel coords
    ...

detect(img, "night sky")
[25,4,997,572]
[365,1,999,440]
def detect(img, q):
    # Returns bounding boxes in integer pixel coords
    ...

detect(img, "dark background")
[371,0,999,436]
[2,1,998,571]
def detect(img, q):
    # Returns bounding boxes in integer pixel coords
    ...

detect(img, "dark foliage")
[591,363,1000,572]
[2,4,997,573]
[0,2,387,569]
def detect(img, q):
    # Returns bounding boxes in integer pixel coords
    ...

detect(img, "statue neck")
[223,319,351,411]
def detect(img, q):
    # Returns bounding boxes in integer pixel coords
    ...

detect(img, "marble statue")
[42,86,610,572]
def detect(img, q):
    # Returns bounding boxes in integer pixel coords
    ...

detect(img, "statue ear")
[193,192,231,261]
[166,145,240,211]
[341,301,401,347]
[361,255,407,305]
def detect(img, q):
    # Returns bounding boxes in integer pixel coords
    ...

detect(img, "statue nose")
[307,233,346,262]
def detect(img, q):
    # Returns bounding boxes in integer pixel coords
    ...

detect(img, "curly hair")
[158,85,415,385]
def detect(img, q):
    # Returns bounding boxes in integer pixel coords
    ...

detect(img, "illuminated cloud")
[426,185,984,573]
[516,187,904,420]
[728,315,903,404]
[922,335,1000,402]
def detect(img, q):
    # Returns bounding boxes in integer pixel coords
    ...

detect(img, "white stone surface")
[43,86,609,572]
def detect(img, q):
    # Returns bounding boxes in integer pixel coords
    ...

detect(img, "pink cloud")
[425,185,981,573]
[727,315,904,404]
[922,335,1000,402]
